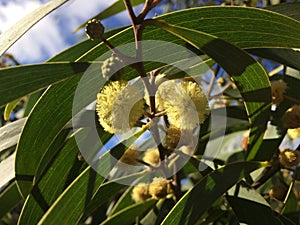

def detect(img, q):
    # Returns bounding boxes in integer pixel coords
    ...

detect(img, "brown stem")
[138,0,163,20]
[124,0,166,168]
[283,94,300,105]
[172,162,182,202]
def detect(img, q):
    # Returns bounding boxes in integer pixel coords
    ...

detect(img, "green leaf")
[3,98,22,121]
[247,48,300,71]
[0,153,15,189]
[0,118,25,153]
[33,128,72,181]
[109,185,135,216]
[36,129,146,225]
[15,75,82,197]
[0,0,69,55]
[100,199,157,225]
[266,2,300,21]
[227,196,294,225]
[74,0,144,32]
[0,62,91,107]
[0,181,22,219]
[17,129,87,225]
[161,161,269,225]
[145,19,271,160]
[84,171,150,219]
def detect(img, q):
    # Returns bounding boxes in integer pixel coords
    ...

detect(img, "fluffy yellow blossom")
[148,177,172,200]
[156,80,210,130]
[164,125,181,152]
[143,148,160,165]
[96,81,145,134]
[279,149,300,168]
[281,105,300,129]
[271,80,287,105]
[287,128,300,139]
[120,146,140,165]
[131,183,151,203]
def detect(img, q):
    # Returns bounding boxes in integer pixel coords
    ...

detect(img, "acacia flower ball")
[164,125,181,152]
[96,81,145,134]
[120,146,140,165]
[156,80,210,130]
[148,177,172,200]
[143,148,160,166]
[279,149,300,169]
[131,183,151,203]
[270,80,287,105]
[281,105,300,129]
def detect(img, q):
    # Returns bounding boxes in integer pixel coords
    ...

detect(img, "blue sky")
[0,0,146,64]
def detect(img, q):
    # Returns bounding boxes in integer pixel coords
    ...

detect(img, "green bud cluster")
[85,19,104,40]
[101,55,124,81]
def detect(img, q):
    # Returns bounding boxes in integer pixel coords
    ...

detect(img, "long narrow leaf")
[0,0,69,55]
[161,161,269,225]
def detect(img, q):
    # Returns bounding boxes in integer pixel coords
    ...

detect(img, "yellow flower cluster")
[131,177,172,203]
[279,149,300,169]
[120,146,140,165]
[143,148,160,166]
[156,80,210,130]
[96,81,145,134]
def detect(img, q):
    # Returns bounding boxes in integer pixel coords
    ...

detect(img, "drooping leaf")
[0,181,22,219]
[0,118,25,153]
[0,0,69,55]
[35,127,147,225]
[247,48,300,71]
[15,75,82,197]
[0,153,15,189]
[17,129,88,225]
[161,161,269,225]
[3,98,22,121]
[0,62,91,107]
[100,199,156,225]
[227,196,296,225]
[266,2,300,21]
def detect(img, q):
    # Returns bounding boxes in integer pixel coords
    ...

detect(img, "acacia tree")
[1,0,300,224]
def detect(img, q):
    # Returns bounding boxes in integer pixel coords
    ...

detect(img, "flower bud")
[143,148,160,166]
[279,149,300,168]
[85,19,104,40]
[281,105,300,129]
[148,177,172,200]
[164,125,181,153]
[131,183,151,203]
[101,55,124,81]
[120,146,139,165]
